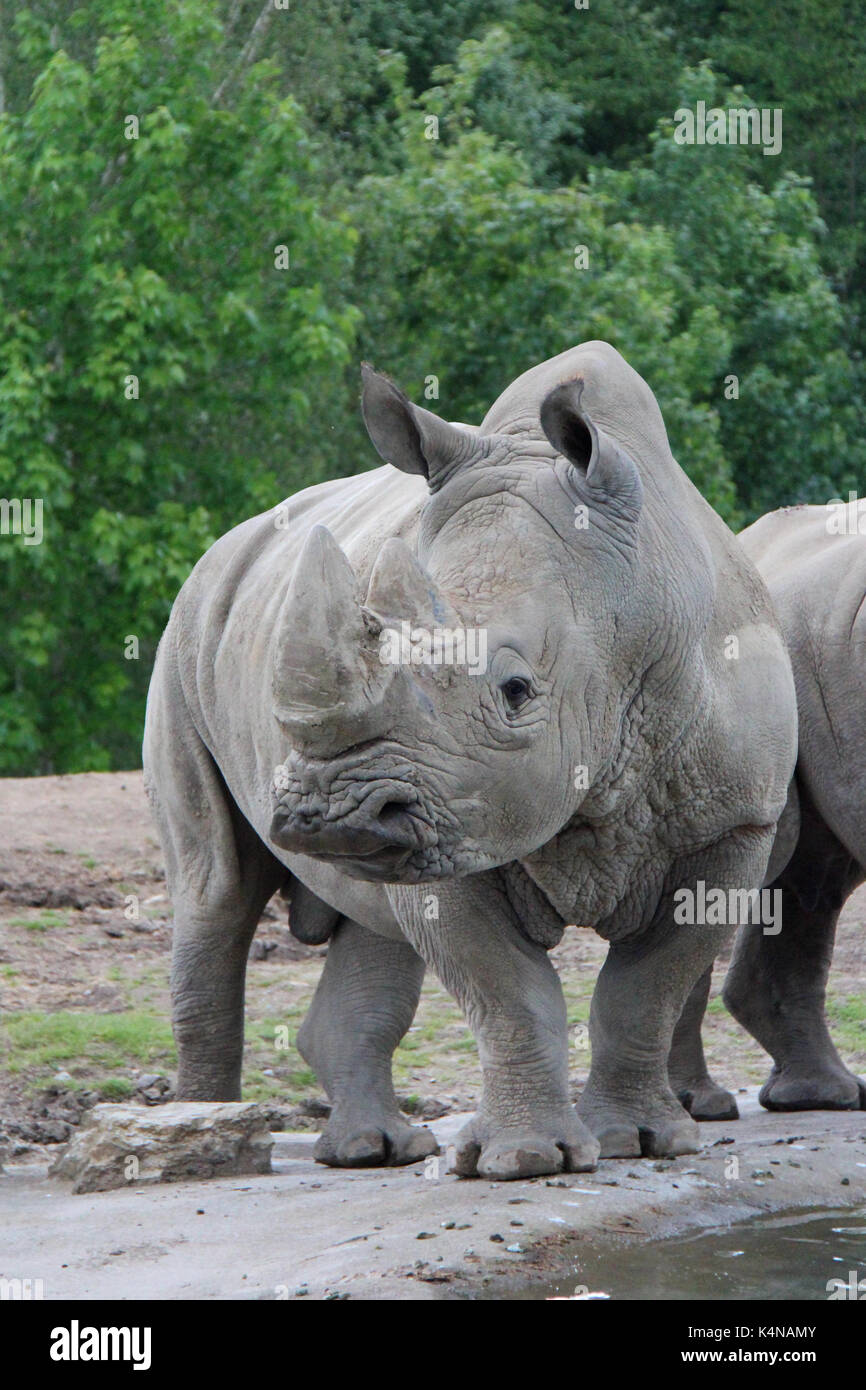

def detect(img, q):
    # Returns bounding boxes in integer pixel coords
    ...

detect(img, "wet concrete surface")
[2,1091,865,1300]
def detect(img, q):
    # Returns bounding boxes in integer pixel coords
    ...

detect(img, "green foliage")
[0,1,863,773]
[598,65,866,516]
[352,46,862,521]
[705,0,866,299]
[0,0,359,771]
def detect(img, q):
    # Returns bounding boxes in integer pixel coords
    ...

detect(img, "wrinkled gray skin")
[143,342,797,1179]
[718,504,866,1112]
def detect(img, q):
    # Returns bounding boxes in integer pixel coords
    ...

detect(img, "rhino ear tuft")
[540,377,642,516]
[360,363,474,490]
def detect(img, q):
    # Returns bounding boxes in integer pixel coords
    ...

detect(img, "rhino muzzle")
[269,774,438,878]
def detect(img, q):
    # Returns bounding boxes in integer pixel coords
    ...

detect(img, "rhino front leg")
[579,834,773,1157]
[390,872,600,1181]
[667,967,739,1121]
[296,917,439,1167]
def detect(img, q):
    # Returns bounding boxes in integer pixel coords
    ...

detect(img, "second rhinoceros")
[143,341,797,1179]
[715,502,866,1112]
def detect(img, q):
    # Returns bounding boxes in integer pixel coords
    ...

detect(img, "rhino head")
[268,344,699,883]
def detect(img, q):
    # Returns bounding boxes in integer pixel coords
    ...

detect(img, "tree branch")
[213,0,274,106]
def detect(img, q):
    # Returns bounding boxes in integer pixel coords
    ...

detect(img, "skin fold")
[143,341,797,1179]
[682,503,866,1114]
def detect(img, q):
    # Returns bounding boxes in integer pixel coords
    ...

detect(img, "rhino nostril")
[378,800,411,825]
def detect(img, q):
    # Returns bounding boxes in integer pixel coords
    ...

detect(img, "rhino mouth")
[268,777,444,881]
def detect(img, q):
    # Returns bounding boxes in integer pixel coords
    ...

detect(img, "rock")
[134,1074,164,1091]
[395,1094,451,1121]
[248,939,278,961]
[419,1098,451,1121]
[22,1117,73,1145]
[133,1074,173,1105]
[297,1097,331,1119]
[48,1102,274,1193]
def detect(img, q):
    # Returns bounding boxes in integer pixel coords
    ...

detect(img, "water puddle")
[497,1206,866,1300]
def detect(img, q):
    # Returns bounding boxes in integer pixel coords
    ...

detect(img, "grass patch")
[98,1077,135,1100]
[7,911,71,932]
[827,991,866,1060]
[0,1010,176,1078]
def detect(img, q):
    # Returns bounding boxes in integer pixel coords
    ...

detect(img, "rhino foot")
[578,1092,701,1159]
[677,1080,739,1122]
[314,1107,438,1168]
[451,1111,599,1181]
[759,1063,866,1112]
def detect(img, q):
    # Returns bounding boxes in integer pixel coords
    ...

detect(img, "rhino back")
[740,502,866,866]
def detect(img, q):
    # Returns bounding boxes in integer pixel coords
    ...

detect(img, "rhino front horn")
[272,525,386,729]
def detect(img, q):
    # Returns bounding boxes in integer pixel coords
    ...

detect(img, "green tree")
[611,66,866,515]
[706,0,866,301]
[351,43,862,523]
[0,0,359,773]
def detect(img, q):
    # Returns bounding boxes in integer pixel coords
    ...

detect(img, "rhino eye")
[500,676,532,709]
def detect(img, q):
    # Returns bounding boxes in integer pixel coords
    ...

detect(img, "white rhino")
[143,342,797,1179]
[716,502,866,1112]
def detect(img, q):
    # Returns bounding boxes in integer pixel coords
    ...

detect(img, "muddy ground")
[1,770,865,1151]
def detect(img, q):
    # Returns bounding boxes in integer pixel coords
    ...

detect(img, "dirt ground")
[1,771,865,1155]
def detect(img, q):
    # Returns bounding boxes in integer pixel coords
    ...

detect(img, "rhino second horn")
[272,525,382,723]
[364,537,458,629]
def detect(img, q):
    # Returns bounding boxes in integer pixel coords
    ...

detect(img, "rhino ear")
[540,378,642,516]
[361,363,475,491]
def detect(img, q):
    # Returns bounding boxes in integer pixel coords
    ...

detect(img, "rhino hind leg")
[723,789,866,1113]
[296,916,439,1168]
[145,657,287,1100]
[668,967,739,1121]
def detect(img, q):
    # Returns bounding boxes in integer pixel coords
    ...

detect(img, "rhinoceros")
[688,502,866,1113]
[143,342,797,1179]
